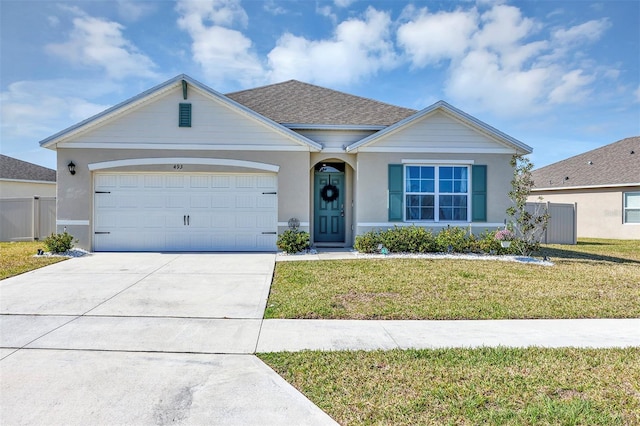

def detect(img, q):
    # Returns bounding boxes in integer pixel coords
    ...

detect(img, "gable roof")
[39,75,322,151]
[1,155,56,182]
[532,136,640,190]
[226,80,416,127]
[345,100,532,154]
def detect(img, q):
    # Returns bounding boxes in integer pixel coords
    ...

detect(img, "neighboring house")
[0,155,56,198]
[40,74,531,252]
[530,136,640,240]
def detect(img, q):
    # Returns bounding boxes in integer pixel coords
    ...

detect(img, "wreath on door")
[320,184,340,203]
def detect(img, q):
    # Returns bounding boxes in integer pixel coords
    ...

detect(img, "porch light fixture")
[67,161,76,175]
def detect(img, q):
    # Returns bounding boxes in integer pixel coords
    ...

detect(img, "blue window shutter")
[179,103,191,127]
[388,164,403,221]
[472,165,487,222]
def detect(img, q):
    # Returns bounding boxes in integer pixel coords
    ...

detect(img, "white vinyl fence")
[526,201,577,245]
[0,197,56,242]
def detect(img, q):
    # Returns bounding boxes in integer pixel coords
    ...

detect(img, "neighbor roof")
[226,80,417,127]
[0,155,56,182]
[532,136,640,190]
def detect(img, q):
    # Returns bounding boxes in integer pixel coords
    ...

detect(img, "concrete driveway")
[0,253,337,425]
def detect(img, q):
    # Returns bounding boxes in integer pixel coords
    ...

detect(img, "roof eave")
[283,123,386,131]
[532,182,640,191]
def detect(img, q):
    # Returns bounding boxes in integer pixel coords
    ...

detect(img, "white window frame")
[623,191,640,224]
[403,164,471,222]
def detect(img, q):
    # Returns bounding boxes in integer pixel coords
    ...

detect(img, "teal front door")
[314,172,345,243]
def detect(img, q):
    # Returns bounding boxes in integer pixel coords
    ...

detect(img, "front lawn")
[259,347,640,425]
[265,239,640,320]
[0,241,66,280]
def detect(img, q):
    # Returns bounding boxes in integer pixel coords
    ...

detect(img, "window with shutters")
[179,103,192,127]
[405,165,470,221]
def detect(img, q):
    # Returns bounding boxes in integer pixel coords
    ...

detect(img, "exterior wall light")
[68,161,76,175]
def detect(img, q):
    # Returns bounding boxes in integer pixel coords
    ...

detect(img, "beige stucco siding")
[355,152,513,231]
[362,111,516,153]
[64,88,307,149]
[56,148,310,249]
[295,129,377,149]
[0,180,56,198]
[530,187,640,240]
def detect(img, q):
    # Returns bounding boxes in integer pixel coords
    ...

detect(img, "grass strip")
[266,239,640,320]
[0,241,66,280]
[260,347,640,426]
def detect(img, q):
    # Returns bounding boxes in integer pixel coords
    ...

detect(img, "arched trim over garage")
[88,157,280,172]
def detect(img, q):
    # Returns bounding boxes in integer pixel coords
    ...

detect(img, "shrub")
[434,226,469,253]
[381,226,436,253]
[277,229,310,254]
[354,230,382,253]
[473,229,502,253]
[43,232,75,253]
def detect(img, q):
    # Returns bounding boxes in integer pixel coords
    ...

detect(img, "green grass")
[265,239,640,320]
[0,241,66,280]
[259,347,640,425]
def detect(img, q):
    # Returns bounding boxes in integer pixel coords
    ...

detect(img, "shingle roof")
[0,155,56,182]
[532,136,640,189]
[226,80,417,126]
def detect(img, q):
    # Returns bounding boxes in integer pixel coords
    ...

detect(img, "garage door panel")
[94,172,277,252]
[118,175,139,188]
[166,194,188,208]
[211,195,233,209]
[190,195,210,208]
[211,175,231,188]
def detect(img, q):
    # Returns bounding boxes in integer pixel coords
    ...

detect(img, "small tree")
[506,154,550,256]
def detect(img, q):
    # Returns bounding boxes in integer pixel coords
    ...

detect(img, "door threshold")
[313,242,348,248]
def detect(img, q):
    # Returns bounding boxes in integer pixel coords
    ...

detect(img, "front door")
[314,172,345,243]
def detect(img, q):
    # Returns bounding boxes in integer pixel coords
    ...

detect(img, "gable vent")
[179,103,192,127]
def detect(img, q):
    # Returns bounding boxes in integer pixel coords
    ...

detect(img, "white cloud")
[0,79,113,153]
[263,0,287,16]
[397,3,611,117]
[116,0,156,22]
[548,70,594,104]
[176,0,264,86]
[446,49,552,115]
[397,8,477,66]
[552,19,610,44]
[334,0,356,7]
[634,86,640,103]
[267,7,397,85]
[46,9,157,80]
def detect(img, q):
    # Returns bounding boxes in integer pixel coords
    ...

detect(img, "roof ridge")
[225,79,299,96]
[227,79,416,112]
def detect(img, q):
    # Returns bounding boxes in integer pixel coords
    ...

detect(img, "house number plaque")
[173,164,183,170]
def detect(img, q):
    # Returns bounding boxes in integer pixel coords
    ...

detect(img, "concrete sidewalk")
[256,318,640,352]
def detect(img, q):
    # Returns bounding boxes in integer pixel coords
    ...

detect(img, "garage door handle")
[262,232,277,235]
[183,215,186,226]
[187,215,190,226]
[262,192,277,195]
[95,231,110,235]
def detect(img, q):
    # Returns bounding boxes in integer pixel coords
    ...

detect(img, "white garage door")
[93,173,278,252]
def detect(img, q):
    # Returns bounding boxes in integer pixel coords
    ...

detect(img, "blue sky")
[1,0,639,170]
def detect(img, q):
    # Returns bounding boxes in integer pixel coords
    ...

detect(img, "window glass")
[404,165,468,222]
[624,192,640,224]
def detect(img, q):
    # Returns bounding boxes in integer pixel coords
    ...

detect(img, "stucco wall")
[530,187,640,240]
[56,148,310,250]
[355,152,514,234]
[0,180,56,198]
